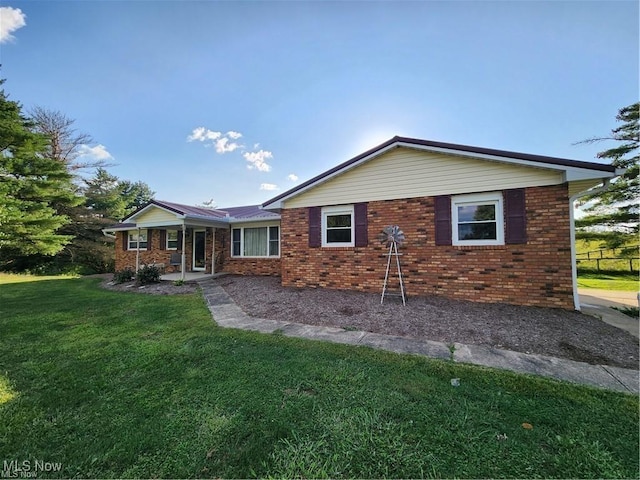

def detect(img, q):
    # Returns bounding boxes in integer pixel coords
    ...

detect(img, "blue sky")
[1,1,638,208]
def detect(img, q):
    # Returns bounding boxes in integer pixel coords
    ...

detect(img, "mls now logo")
[2,460,62,478]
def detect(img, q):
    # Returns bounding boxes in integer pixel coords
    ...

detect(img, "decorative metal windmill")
[379,225,406,306]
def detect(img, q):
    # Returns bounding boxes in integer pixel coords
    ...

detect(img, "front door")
[193,230,206,271]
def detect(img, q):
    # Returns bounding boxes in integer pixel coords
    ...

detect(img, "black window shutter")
[434,195,452,246]
[308,207,321,247]
[505,188,527,244]
[159,229,167,250]
[122,231,129,250]
[354,203,368,247]
[147,229,153,249]
[177,230,183,250]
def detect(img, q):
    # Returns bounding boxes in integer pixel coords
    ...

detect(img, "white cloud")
[215,137,241,153]
[77,144,113,160]
[260,183,279,191]
[287,173,298,181]
[188,127,241,153]
[0,7,26,44]
[243,150,272,172]
[187,127,221,142]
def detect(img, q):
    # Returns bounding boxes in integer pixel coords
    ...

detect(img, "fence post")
[596,258,601,272]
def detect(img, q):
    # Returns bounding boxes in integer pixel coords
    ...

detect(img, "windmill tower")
[379,225,406,306]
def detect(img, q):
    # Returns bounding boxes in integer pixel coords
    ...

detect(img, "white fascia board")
[102,227,132,233]
[135,219,186,228]
[562,168,618,183]
[228,215,281,224]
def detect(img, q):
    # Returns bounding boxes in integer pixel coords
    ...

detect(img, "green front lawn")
[0,275,638,478]
[577,273,639,291]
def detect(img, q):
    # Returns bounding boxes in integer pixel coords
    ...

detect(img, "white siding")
[135,207,179,224]
[283,147,564,209]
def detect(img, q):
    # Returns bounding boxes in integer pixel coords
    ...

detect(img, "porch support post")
[211,227,216,275]
[569,179,611,311]
[135,227,140,271]
[181,224,186,281]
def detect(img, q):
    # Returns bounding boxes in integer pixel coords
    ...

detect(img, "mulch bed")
[216,275,639,370]
[96,274,200,295]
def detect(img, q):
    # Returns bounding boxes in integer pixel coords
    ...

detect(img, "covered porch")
[104,200,232,282]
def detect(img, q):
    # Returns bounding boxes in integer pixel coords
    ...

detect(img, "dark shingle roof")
[122,199,279,223]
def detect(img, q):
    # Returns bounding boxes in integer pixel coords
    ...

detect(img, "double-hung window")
[232,225,280,257]
[322,205,354,247]
[452,193,504,246]
[128,230,148,250]
[166,230,178,250]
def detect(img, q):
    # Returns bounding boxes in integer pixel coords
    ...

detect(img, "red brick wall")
[280,184,574,309]
[225,257,282,276]
[218,227,281,276]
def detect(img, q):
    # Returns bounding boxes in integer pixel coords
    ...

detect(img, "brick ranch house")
[104,136,621,310]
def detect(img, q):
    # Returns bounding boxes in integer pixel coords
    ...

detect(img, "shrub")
[173,279,185,286]
[113,268,135,284]
[136,265,161,285]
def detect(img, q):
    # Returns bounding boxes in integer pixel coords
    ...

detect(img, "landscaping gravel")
[217,275,639,370]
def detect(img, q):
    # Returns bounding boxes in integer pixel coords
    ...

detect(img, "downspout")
[181,224,186,282]
[570,179,611,310]
[135,227,141,271]
[211,227,216,275]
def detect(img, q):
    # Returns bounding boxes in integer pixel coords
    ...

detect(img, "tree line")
[0,79,154,274]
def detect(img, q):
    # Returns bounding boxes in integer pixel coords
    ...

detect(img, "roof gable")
[262,136,619,209]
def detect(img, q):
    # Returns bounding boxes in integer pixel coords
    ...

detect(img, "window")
[452,193,504,246]
[128,230,148,250]
[166,230,178,250]
[231,225,279,257]
[269,226,279,256]
[322,206,354,247]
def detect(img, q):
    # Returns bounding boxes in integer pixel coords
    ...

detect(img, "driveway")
[578,288,639,339]
[578,288,638,308]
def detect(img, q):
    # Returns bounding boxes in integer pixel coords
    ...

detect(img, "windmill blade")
[379,225,405,246]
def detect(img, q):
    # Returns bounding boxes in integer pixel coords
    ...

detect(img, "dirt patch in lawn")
[217,275,639,370]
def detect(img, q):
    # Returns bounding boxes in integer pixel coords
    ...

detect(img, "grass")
[0,275,638,479]
[577,273,639,291]
[612,306,640,318]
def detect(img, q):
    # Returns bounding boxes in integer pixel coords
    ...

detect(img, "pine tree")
[0,83,81,263]
[576,102,639,247]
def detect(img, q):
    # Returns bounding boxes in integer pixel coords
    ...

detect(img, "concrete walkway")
[198,279,639,395]
[579,288,639,338]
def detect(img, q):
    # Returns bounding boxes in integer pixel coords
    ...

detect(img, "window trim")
[128,229,148,251]
[231,223,280,258]
[166,229,178,250]
[451,192,504,246]
[322,205,354,247]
